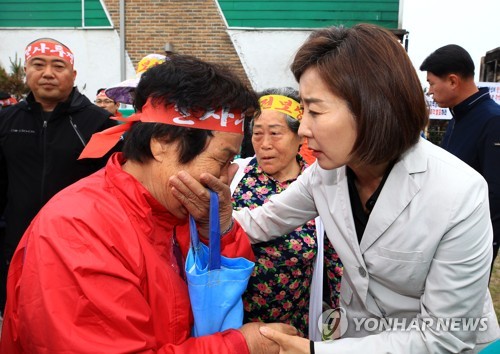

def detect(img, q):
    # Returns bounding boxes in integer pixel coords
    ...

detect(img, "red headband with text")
[96,90,110,99]
[79,98,245,159]
[25,40,74,66]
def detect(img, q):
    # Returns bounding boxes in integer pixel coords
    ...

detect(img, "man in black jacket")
[0,38,119,314]
[420,45,500,280]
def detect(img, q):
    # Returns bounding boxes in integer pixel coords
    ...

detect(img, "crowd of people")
[0,23,499,353]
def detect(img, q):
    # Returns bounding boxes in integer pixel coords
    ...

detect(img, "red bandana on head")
[78,98,245,159]
[96,90,111,100]
[25,40,74,66]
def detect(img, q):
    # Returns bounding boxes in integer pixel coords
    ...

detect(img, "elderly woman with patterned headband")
[230,87,342,339]
[0,54,297,354]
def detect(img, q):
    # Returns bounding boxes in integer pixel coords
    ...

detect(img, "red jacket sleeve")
[0,211,250,354]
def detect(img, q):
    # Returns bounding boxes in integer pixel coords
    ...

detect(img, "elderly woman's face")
[252,110,302,181]
[298,66,357,170]
[153,131,243,220]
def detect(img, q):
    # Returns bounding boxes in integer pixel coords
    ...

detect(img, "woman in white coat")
[170,24,499,353]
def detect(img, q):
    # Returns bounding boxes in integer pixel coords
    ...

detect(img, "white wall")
[401,0,500,86]
[229,0,500,91]
[228,30,311,91]
[0,29,135,100]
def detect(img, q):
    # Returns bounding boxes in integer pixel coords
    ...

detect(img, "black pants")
[490,241,499,282]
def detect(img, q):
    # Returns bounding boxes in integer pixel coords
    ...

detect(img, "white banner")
[426,82,500,120]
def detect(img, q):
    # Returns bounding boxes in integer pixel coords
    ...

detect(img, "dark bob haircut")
[122,54,259,164]
[291,24,428,165]
[420,44,475,79]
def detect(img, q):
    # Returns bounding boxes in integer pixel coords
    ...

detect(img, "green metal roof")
[218,0,399,29]
[0,0,111,28]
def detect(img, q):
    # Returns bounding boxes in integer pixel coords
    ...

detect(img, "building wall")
[0,0,251,100]
[103,0,250,86]
[227,29,310,91]
[2,0,499,97]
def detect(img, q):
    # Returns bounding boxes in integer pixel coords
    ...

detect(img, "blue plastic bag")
[186,190,255,337]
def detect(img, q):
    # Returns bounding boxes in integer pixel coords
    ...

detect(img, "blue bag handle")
[188,190,221,270]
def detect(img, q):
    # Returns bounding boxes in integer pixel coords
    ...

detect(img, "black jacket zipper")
[69,115,87,147]
[40,119,48,204]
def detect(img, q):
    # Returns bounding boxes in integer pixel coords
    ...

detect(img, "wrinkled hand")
[259,325,310,354]
[239,322,299,354]
[169,163,239,236]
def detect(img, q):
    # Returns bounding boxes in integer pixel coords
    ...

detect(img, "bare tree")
[0,53,29,100]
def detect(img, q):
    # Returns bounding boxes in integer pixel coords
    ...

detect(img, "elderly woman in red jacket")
[0,54,296,354]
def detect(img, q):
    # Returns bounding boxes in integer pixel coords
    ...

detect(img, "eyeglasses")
[94,99,115,104]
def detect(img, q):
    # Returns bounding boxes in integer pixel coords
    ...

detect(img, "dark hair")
[255,87,301,134]
[239,116,255,158]
[123,54,259,164]
[420,44,475,79]
[291,24,428,165]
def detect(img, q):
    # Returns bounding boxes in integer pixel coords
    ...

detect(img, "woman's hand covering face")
[169,163,238,237]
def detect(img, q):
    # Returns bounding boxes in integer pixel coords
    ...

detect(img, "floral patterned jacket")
[231,155,343,336]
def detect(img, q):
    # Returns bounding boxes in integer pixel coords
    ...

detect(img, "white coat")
[234,139,500,353]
